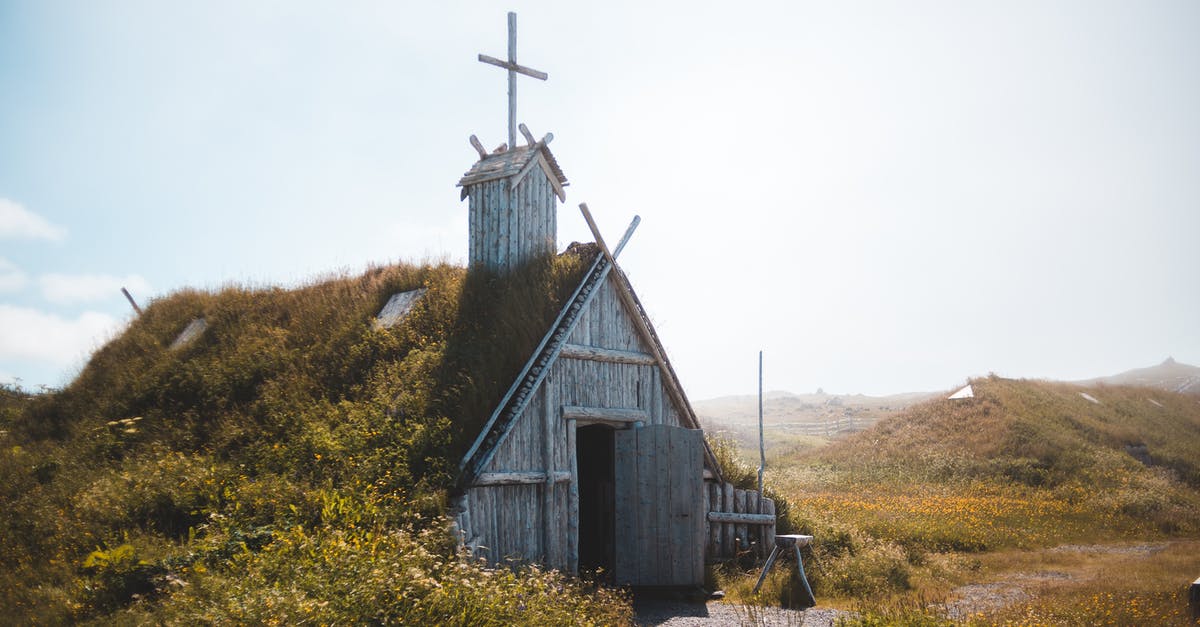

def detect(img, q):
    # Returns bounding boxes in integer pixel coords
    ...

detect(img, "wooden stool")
[752,534,815,607]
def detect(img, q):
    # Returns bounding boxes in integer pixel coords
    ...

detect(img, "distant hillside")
[1078,357,1200,395]
[812,375,1200,496]
[696,390,936,424]
[695,390,937,451]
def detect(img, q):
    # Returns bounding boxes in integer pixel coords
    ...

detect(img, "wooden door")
[613,424,704,586]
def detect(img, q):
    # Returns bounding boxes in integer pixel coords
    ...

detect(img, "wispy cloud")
[0,258,28,292]
[0,198,66,241]
[0,305,124,368]
[39,273,151,305]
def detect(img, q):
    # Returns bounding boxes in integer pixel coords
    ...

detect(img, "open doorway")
[576,424,615,577]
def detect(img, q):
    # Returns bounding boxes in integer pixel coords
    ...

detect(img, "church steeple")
[457,12,566,274]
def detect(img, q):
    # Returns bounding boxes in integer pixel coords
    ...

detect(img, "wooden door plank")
[614,428,635,583]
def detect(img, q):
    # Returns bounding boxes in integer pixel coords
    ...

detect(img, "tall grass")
[729,375,1200,622]
[0,252,635,623]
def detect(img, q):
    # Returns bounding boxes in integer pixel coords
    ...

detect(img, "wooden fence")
[774,416,876,437]
[704,481,776,562]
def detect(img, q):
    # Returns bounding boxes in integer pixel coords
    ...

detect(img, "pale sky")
[2,1,1198,398]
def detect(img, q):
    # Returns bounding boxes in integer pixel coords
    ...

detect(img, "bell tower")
[456,12,567,273]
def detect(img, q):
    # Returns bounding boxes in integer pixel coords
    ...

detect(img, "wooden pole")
[477,12,547,151]
[506,12,517,151]
[121,287,143,316]
[758,350,765,505]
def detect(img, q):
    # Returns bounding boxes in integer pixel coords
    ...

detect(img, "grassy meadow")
[3,249,1199,625]
[720,376,1200,625]
[0,255,632,625]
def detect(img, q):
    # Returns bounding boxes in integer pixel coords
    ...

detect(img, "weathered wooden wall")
[456,274,703,577]
[466,166,556,273]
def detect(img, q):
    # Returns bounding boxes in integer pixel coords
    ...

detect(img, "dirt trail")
[942,542,1169,619]
[633,600,847,627]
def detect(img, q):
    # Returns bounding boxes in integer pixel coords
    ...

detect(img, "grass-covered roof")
[0,250,636,623]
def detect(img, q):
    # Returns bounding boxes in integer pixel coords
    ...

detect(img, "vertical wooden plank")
[705,478,715,557]
[468,187,478,266]
[483,182,494,268]
[548,170,557,252]
[541,379,554,563]
[702,481,710,564]
[526,485,538,562]
[633,422,652,583]
[492,181,504,269]
[651,366,662,425]
[653,425,671,583]
[666,428,689,584]
[722,482,735,557]
[481,182,491,268]
[566,417,579,575]
[736,489,749,551]
[689,431,705,583]
[763,498,776,557]
[613,426,636,584]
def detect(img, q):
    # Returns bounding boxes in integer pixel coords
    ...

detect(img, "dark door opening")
[576,425,615,578]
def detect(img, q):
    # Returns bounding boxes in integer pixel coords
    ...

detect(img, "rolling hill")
[1077,357,1200,395]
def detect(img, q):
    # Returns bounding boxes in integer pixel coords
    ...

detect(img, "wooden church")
[448,13,777,587]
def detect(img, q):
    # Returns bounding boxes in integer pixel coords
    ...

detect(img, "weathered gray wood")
[535,150,566,201]
[654,424,671,584]
[121,287,142,315]
[670,427,704,584]
[577,203,722,481]
[518,122,536,146]
[459,217,640,479]
[170,318,207,350]
[510,144,544,190]
[614,425,703,586]
[476,12,548,150]
[763,497,776,557]
[705,480,715,559]
[473,471,571,486]
[651,366,663,424]
[542,381,555,563]
[469,134,488,159]
[561,405,647,425]
[560,343,656,365]
[735,489,748,550]
[614,426,635,583]
[706,511,777,525]
[637,426,656,584]
[722,482,735,556]
[566,418,579,575]
[477,53,550,80]
[753,544,784,594]
[374,288,427,330]
[702,481,711,564]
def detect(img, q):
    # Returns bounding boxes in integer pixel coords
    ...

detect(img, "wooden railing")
[774,416,876,437]
[704,481,776,562]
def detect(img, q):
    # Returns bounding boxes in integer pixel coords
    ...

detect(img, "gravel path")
[633,599,847,626]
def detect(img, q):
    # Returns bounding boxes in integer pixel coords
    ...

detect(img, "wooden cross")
[478,12,548,152]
